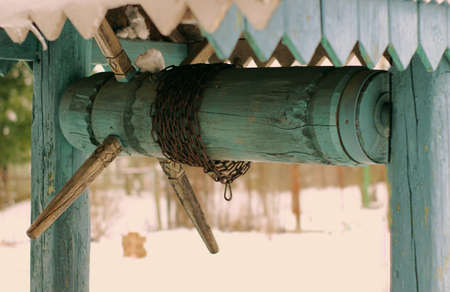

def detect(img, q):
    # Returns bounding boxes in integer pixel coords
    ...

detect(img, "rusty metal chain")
[150,64,251,200]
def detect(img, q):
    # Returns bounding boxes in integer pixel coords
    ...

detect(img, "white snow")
[92,64,106,73]
[116,6,149,40]
[6,109,17,122]
[135,48,165,73]
[0,200,30,244]
[2,126,10,135]
[0,185,390,292]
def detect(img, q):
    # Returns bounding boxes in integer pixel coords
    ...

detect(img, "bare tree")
[290,164,301,232]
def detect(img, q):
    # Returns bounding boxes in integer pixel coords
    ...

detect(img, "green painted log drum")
[59,66,390,165]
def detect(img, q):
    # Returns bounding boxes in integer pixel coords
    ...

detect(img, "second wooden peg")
[27,135,122,239]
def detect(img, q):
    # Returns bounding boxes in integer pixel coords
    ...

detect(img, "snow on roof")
[0,0,280,43]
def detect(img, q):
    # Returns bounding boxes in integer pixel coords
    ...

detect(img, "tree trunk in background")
[361,166,371,208]
[256,164,272,235]
[153,164,162,231]
[222,187,231,231]
[336,166,344,189]
[244,172,253,231]
[166,188,172,229]
[290,164,301,232]
[0,165,9,207]
[319,166,327,188]
[204,175,215,228]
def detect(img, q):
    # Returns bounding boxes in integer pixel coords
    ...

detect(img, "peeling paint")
[234,138,243,145]
[438,253,450,281]
[31,23,91,292]
[48,184,55,195]
[48,172,55,195]
[424,206,429,226]
[388,56,449,292]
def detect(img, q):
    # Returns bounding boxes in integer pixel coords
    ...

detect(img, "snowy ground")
[0,185,390,292]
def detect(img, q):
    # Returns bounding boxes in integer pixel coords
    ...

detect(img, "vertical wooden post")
[31,23,91,291]
[389,56,449,292]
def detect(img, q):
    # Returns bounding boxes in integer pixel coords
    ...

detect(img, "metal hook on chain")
[224,183,233,201]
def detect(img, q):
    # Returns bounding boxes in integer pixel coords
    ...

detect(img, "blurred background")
[0,60,390,291]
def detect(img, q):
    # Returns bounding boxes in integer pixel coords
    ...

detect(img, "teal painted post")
[388,56,449,292]
[0,30,37,62]
[31,23,91,291]
[0,60,16,76]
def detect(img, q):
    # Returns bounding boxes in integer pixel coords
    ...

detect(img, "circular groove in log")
[337,70,389,163]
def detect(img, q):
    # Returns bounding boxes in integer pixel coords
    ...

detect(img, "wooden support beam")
[0,30,37,61]
[60,66,390,166]
[388,55,449,292]
[180,41,215,65]
[308,43,329,66]
[0,29,187,67]
[229,39,274,67]
[91,39,187,67]
[31,22,91,292]
[273,43,295,67]
[253,56,275,68]
[208,53,222,64]
[168,28,187,43]
[229,39,254,67]
[347,43,368,67]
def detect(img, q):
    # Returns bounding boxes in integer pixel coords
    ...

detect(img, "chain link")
[150,64,251,198]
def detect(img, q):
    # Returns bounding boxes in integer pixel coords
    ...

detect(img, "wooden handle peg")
[27,135,122,239]
[158,159,219,254]
[94,19,135,81]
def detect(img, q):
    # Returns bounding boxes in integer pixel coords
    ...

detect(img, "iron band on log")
[60,66,390,166]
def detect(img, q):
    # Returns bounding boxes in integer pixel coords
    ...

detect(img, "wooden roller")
[28,19,219,254]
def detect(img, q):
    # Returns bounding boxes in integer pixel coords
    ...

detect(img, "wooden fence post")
[388,56,449,292]
[31,23,91,291]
